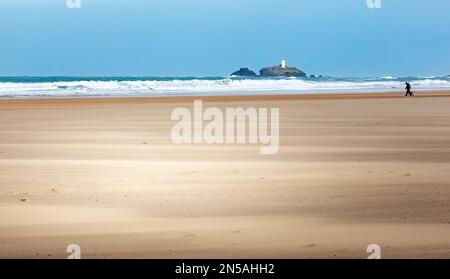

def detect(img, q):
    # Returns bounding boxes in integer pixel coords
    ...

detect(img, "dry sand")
[0,91,450,259]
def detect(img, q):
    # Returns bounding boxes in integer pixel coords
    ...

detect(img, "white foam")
[1,78,450,97]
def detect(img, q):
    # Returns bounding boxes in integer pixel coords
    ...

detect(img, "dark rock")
[230,68,257,77]
[260,65,306,78]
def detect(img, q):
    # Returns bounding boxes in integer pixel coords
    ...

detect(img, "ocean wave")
[0,76,449,97]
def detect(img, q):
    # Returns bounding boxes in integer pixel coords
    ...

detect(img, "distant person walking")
[405,82,414,96]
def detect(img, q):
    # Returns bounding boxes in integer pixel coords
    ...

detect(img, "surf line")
[170,99,279,155]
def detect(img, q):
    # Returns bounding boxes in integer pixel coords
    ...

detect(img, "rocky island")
[230,68,257,77]
[259,65,306,78]
[231,59,307,78]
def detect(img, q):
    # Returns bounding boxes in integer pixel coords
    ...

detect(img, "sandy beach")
[1,91,450,259]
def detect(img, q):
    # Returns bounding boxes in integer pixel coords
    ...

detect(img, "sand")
[0,91,450,259]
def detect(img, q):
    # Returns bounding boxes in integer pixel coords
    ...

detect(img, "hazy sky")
[0,0,449,76]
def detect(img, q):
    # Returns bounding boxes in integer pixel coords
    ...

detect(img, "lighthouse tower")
[281,58,287,69]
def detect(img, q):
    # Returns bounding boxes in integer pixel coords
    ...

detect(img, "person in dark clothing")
[405,82,414,96]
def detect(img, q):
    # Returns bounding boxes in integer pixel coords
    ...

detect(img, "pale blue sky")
[0,0,449,76]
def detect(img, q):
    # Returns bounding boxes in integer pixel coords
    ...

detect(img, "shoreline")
[1,90,450,106]
[2,75,450,101]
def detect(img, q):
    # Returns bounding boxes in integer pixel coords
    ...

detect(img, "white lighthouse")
[281,58,287,69]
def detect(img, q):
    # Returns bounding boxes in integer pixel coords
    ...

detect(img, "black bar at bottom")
[0,259,447,278]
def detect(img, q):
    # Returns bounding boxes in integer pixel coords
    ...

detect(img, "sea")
[0,75,449,98]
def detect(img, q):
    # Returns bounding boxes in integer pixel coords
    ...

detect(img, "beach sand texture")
[0,92,450,259]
